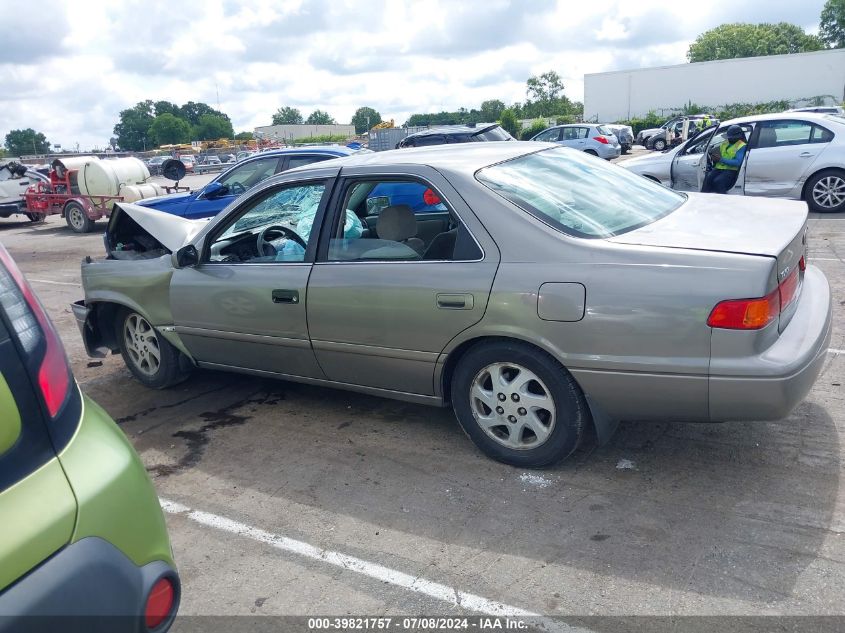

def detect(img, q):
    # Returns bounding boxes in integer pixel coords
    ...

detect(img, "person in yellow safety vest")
[701,125,747,194]
[699,115,711,130]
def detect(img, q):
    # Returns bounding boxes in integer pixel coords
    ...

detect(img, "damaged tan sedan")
[74,143,831,467]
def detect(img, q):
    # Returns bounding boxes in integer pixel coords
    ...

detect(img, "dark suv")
[396,123,514,148]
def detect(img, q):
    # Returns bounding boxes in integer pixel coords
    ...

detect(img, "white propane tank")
[76,158,151,197]
[119,183,166,203]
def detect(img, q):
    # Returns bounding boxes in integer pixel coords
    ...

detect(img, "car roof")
[287,141,549,177]
[723,111,845,125]
[404,123,499,139]
[244,146,359,159]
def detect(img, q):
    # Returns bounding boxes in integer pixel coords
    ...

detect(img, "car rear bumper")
[598,146,622,159]
[0,537,179,633]
[708,266,832,421]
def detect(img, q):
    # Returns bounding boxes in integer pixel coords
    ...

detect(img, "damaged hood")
[113,202,207,252]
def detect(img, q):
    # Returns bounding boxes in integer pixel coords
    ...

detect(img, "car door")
[743,119,833,198]
[306,165,500,396]
[698,123,755,193]
[169,171,337,378]
[560,126,588,150]
[186,156,283,218]
[533,128,561,143]
[670,126,716,190]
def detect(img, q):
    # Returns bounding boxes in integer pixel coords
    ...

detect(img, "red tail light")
[423,187,441,206]
[145,577,175,629]
[707,262,802,330]
[593,135,609,144]
[0,244,71,418]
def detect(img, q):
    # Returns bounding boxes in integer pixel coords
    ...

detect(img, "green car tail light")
[0,244,72,419]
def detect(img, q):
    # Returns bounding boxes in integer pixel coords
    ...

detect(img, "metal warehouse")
[584,48,845,122]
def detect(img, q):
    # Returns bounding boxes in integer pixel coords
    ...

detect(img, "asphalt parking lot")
[1,156,844,629]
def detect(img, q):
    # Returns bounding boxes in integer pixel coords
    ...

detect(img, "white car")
[620,112,845,213]
[0,161,48,221]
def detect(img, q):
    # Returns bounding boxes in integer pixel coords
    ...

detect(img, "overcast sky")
[0,0,828,150]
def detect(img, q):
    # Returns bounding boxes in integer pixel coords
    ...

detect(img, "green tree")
[234,131,254,141]
[192,113,234,140]
[113,100,155,151]
[306,109,336,125]
[480,99,506,121]
[351,106,382,134]
[153,100,181,117]
[179,101,229,127]
[498,108,519,138]
[687,22,824,62]
[821,0,845,48]
[4,128,50,156]
[524,71,572,117]
[272,106,304,125]
[148,113,191,145]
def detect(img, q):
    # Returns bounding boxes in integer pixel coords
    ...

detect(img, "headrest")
[377,205,416,241]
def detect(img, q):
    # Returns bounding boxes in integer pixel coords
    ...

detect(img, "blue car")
[138,147,364,219]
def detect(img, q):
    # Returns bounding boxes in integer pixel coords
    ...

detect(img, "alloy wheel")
[123,313,161,377]
[469,362,556,450]
[812,175,845,210]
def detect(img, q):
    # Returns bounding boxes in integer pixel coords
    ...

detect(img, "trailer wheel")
[65,201,94,233]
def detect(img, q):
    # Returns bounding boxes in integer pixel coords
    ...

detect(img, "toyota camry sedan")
[72,143,831,467]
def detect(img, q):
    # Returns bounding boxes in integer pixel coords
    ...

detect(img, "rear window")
[596,125,612,135]
[475,147,686,238]
[473,126,514,141]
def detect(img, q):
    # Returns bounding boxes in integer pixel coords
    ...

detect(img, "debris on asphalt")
[616,458,636,470]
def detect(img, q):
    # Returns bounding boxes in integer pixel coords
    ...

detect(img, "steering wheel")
[229,182,247,195]
[257,225,306,256]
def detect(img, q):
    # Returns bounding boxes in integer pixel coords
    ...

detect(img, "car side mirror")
[203,182,225,199]
[174,244,199,268]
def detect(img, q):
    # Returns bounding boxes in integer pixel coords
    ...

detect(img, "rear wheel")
[652,138,667,151]
[584,149,599,157]
[451,341,588,468]
[65,201,94,233]
[805,169,845,213]
[116,309,192,389]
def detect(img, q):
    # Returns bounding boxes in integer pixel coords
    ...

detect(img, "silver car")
[72,143,831,467]
[621,112,845,213]
[531,124,621,159]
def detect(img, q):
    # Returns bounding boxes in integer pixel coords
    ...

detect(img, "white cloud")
[0,0,827,150]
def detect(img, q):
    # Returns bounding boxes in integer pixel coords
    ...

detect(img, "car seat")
[376,205,424,255]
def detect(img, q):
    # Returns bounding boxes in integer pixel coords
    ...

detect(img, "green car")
[0,243,179,632]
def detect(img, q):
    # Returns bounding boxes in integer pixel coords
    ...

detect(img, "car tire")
[65,201,95,233]
[116,308,192,389]
[652,138,667,151]
[584,149,599,157]
[805,169,845,213]
[451,341,588,468]
[26,212,45,223]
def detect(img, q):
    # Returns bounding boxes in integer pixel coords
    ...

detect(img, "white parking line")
[159,499,589,632]
[829,348,845,355]
[29,278,80,286]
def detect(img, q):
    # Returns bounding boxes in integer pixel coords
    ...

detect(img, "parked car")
[236,151,254,162]
[0,243,179,630]
[223,154,236,164]
[530,124,621,159]
[178,155,196,173]
[789,106,845,115]
[137,146,366,219]
[603,124,634,154]
[636,114,716,150]
[145,155,169,176]
[206,155,222,166]
[621,112,845,212]
[0,161,48,221]
[396,123,514,148]
[73,143,830,468]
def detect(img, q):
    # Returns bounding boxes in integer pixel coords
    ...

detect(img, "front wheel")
[65,201,95,233]
[805,169,845,213]
[116,309,192,389]
[451,342,588,468]
[652,138,667,151]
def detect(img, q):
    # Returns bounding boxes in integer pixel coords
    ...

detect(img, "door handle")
[437,293,474,310]
[272,289,299,304]
[799,152,814,158]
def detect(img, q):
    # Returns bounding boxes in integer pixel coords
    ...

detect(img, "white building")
[584,48,845,122]
[254,124,355,143]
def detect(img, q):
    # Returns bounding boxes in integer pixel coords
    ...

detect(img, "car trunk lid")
[608,193,808,331]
